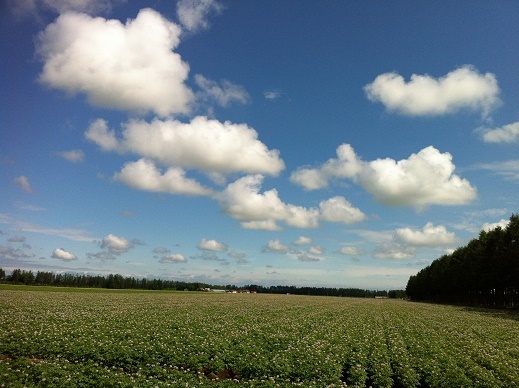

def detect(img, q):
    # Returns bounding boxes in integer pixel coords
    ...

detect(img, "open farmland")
[1,288,519,387]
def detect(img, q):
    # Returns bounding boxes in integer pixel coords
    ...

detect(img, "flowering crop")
[1,289,518,387]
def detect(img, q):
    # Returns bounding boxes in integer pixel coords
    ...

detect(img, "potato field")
[1,287,519,387]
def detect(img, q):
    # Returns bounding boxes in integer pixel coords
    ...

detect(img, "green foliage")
[1,291,518,387]
[0,269,405,298]
[406,214,519,307]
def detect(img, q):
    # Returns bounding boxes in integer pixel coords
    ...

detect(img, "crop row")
[1,290,518,387]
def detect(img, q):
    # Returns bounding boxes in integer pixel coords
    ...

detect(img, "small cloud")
[190,252,224,261]
[121,210,136,217]
[482,219,509,232]
[57,149,85,163]
[159,254,187,263]
[100,234,133,254]
[153,247,171,254]
[338,246,365,255]
[293,236,312,246]
[14,176,34,193]
[228,252,246,259]
[52,248,77,261]
[477,121,519,143]
[264,90,281,100]
[8,236,26,243]
[298,253,320,262]
[195,74,249,107]
[394,222,458,248]
[373,243,415,260]
[177,0,223,32]
[198,238,228,252]
[308,245,325,255]
[86,251,116,261]
[264,239,289,254]
[0,245,35,260]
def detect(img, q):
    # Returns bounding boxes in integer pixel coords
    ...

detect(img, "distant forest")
[406,214,518,308]
[0,268,404,298]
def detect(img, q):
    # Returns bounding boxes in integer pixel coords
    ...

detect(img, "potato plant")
[1,289,518,387]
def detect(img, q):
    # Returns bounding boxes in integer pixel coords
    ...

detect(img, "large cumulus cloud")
[364,66,500,117]
[37,8,193,117]
[291,144,477,209]
[218,175,365,230]
[86,117,285,177]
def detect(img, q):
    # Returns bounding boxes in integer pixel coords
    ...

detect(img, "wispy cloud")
[476,160,519,181]
[1,214,96,242]
[57,149,85,163]
[264,90,281,100]
[13,176,35,193]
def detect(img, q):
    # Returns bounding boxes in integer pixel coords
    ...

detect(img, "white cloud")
[293,236,312,246]
[85,117,285,176]
[338,246,365,255]
[373,243,416,260]
[153,247,170,254]
[318,196,367,224]
[52,248,77,261]
[395,222,458,248]
[114,158,212,196]
[86,251,116,260]
[159,253,186,263]
[264,90,281,100]
[482,219,509,232]
[57,149,85,163]
[37,9,192,117]
[477,160,519,182]
[308,245,325,255]
[218,175,319,229]
[15,202,46,212]
[219,176,366,230]
[291,144,361,190]
[478,121,519,143]
[241,219,282,231]
[364,65,500,117]
[297,253,320,262]
[100,234,133,254]
[0,215,95,242]
[8,0,117,18]
[285,205,320,229]
[291,144,477,209]
[14,176,35,193]
[228,252,246,259]
[0,245,35,260]
[176,0,222,32]
[8,236,26,243]
[195,75,249,107]
[265,239,289,254]
[198,238,228,252]
[84,119,120,152]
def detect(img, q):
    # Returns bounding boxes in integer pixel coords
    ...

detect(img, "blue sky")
[1,0,518,289]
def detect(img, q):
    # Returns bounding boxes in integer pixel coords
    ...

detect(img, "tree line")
[406,214,519,308]
[0,268,404,298]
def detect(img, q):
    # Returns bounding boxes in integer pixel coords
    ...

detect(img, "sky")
[1,0,518,290]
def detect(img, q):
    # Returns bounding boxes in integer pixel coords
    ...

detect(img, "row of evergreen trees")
[0,269,214,291]
[406,214,519,308]
[0,268,404,298]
